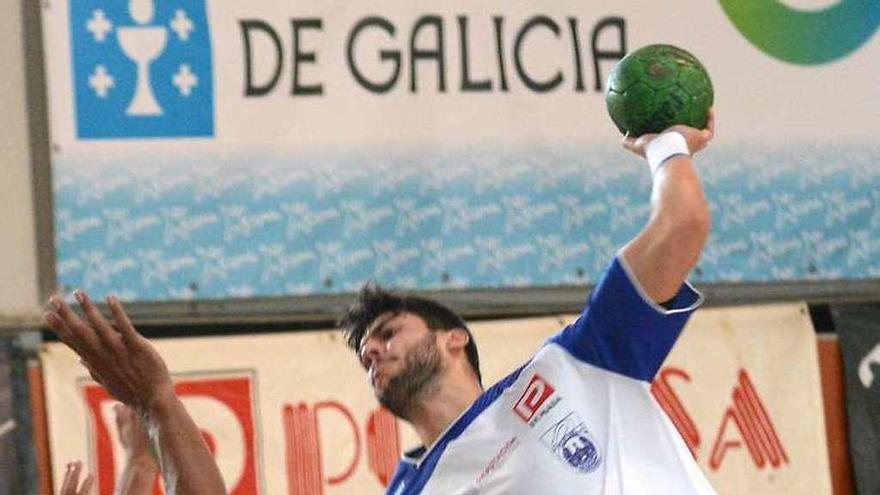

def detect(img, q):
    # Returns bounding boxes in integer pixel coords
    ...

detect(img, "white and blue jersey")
[386,255,717,494]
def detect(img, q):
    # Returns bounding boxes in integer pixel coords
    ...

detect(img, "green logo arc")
[719,0,880,65]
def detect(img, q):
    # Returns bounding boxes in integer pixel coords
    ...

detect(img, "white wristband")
[645,131,690,176]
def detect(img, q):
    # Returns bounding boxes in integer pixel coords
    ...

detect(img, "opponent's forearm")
[145,392,225,495]
[114,456,159,495]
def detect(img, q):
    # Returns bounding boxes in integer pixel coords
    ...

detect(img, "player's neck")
[407,374,483,448]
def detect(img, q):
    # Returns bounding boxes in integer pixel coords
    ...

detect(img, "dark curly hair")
[339,283,482,385]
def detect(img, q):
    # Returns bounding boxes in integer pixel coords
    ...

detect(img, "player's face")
[359,312,443,419]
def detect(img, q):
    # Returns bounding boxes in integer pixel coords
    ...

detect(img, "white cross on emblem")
[173,64,198,96]
[86,9,113,42]
[88,65,115,97]
[170,9,195,41]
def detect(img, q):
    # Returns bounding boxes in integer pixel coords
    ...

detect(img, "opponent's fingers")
[74,290,122,351]
[106,295,139,345]
[45,304,95,361]
[77,473,94,495]
[60,461,81,495]
[44,311,76,349]
[59,462,73,495]
[50,296,101,352]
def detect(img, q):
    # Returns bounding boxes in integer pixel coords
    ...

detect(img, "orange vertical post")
[28,359,53,495]
[817,335,855,495]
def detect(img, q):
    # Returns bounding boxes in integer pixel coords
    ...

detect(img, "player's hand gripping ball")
[605,44,713,137]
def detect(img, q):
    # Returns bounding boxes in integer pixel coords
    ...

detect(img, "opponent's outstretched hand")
[622,107,716,158]
[44,291,173,412]
[59,460,94,495]
[45,291,227,495]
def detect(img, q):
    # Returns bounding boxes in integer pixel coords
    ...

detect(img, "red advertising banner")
[80,374,259,494]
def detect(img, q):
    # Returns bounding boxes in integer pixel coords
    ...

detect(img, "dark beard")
[377,333,442,420]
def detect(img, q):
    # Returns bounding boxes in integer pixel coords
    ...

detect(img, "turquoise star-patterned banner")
[53,143,880,301]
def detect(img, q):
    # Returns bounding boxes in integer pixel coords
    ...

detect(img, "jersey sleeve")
[548,253,703,381]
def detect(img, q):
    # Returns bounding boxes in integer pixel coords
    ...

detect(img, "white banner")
[41,0,880,151]
[42,303,831,494]
[40,0,880,300]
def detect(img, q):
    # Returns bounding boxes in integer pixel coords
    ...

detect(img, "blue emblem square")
[541,412,602,473]
[69,0,214,139]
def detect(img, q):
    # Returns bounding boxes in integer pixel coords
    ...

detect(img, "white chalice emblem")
[117,0,167,115]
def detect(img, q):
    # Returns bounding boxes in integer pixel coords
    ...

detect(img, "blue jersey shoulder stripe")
[549,256,701,381]
[387,362,530,494]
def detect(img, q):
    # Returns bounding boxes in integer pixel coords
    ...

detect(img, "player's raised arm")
[44,292,225,495]
[619,109,715,303]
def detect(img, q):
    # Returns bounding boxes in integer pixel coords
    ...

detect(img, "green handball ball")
[605,44,713,136]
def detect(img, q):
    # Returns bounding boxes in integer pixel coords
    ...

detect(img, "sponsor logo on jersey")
[513,374,556,423]
[540,412,602,474]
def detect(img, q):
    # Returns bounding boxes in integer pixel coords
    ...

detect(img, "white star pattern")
[86,9,113,42]
[170,9,195,41]
[88,65,114,97]
[173,64,198,96]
